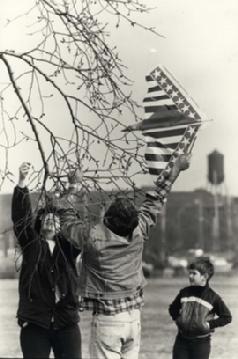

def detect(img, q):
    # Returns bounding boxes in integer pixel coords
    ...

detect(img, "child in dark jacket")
[169,257,232,359]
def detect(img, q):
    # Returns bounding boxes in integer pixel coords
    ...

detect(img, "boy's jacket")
[169,284,232,338]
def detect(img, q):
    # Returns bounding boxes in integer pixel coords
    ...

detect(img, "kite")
[123,65,207,180]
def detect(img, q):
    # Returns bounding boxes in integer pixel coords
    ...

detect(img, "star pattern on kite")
[151,67,201,121]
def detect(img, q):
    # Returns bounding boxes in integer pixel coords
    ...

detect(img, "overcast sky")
[1,0,238,195]
[113,0,238,196]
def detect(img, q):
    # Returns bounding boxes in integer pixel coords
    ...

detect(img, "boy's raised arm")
[139,154,191,239]
[60,208,86,250]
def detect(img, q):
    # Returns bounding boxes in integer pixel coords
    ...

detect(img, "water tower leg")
[212,177,220,252]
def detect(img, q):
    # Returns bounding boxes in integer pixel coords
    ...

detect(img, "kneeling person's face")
[41,213,60,236]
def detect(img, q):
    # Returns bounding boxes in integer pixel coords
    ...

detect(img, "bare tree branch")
[0,0,158,213]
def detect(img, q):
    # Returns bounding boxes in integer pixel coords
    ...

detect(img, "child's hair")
[187,256,215,281]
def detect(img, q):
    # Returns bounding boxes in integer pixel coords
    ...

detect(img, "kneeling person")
[12,162,82,359]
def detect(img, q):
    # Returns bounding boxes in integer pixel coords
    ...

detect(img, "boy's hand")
[177,154,191,171]
[18,162,31,187]
[170,154,191,180]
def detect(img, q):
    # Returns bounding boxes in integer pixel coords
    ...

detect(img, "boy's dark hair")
[104,197,138,237]
[187,256,215,281]
[34,205,64,234]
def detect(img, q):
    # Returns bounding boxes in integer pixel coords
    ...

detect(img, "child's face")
[41,213,61,236]
[188,269,207,286]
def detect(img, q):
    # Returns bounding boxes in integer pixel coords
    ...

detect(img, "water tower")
[207,150,225,251]
[208,150,224,186]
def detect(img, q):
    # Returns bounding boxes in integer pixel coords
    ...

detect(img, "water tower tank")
[208,150,224,185]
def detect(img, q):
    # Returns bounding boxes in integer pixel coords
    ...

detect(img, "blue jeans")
[90,309,141,359]
[172,333,211,359]
[20,323,82,358]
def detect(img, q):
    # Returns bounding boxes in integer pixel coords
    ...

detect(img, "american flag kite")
[123,65,206,180]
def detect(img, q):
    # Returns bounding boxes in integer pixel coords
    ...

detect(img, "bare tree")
[0,0,158,209]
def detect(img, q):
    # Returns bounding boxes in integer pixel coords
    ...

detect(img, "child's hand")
[19,162,31,184]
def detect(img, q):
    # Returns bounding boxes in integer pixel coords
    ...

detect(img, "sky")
[112,0,238,196]
[1,0,238,195]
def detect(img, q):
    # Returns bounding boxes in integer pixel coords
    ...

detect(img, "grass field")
[0,276,237,358]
